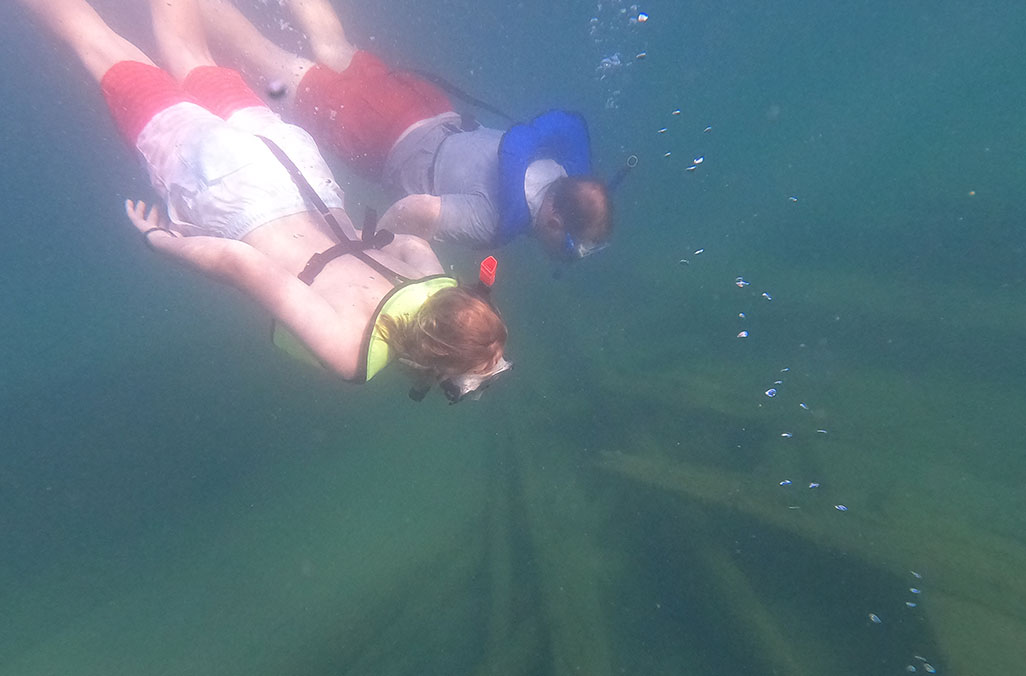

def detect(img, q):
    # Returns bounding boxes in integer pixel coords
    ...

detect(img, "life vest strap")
[258,135,406,286]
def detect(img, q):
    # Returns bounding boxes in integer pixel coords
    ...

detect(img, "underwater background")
[1,0,1025,674]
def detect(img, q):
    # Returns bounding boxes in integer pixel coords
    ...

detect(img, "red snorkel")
[479,255,497,288]
[473,255,498,305]
[475,255,497,301]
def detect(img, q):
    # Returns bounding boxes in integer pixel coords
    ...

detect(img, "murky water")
[2,0,1024,673]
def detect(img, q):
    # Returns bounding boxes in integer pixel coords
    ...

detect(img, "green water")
[2,0,1024,674]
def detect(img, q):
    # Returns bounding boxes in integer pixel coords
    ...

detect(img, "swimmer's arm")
[125,200,250,283]
[126,200,358,377]
[378,194,441,240]
[382,233,445,276]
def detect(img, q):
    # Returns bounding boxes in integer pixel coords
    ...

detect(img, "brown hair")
[550,177,613,242]
[377,287,507,374]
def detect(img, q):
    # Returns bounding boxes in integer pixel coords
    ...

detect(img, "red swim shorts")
[100,62,266,146]
[293,50,454,179]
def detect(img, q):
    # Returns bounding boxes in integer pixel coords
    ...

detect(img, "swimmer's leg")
[198,0,314,102]
[148,0,218,79]
[285,0,358,72]
[15,0,154,81]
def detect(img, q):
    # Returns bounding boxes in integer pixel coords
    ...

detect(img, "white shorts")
[135,102,345,239]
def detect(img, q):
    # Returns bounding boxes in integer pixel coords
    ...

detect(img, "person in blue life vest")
[197,0,614,262]
[15,0,511,404]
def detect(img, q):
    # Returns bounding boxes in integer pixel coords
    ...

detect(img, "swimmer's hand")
[125,199,184,249]
[124,198,254,283]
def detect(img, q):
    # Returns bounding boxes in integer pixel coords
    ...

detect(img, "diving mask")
[399,356,513,404]
[439,357,514,403]
[561,231,610,261]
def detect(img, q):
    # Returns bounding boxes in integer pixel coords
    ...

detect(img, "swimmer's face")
[536,195,610,261]
[439,353,513,403]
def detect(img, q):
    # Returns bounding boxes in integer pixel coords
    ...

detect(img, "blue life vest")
[495,110,592,245]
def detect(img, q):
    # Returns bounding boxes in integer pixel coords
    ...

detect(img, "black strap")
[408,69,514,123]
[298,242,355,285]
[257,135,407,286]
[258,135,346,242]
[361,207,395,248]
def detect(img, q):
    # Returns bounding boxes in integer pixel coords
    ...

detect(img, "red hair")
[377,287,506,373]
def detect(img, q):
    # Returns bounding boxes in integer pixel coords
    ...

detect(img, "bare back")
[241,207,444,377]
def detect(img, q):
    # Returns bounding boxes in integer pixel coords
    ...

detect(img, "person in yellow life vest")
[17,0,511,403]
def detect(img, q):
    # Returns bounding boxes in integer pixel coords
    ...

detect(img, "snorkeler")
[16,0,511,403]
[198,0,614,262]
